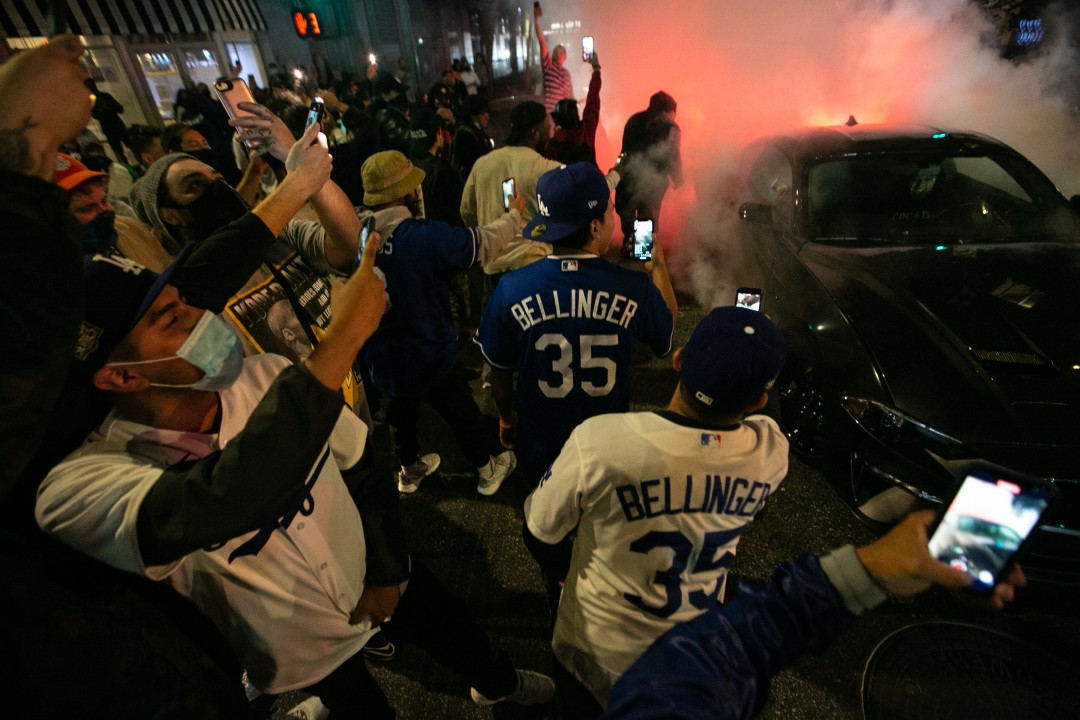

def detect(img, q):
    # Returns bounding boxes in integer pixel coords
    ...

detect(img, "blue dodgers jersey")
[364,218,480,397]
[476,255,674,468]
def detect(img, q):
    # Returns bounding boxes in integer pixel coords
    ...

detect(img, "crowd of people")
[1,13,1026,719]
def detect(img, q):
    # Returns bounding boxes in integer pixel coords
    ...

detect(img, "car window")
[806,152,1077,245]
[745,147,794,228]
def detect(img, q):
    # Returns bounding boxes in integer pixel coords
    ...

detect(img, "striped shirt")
[542,54,574,114]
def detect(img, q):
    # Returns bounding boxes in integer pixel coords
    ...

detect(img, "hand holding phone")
[356,216,376,267]
[582,36,594,63]
[502,177,517,212]
[214,78,260,149]
[927,468,1053,593]
[305,97,325,131]
[632,218,654,261]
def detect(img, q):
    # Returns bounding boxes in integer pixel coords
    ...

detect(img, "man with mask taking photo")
[54,152,173,273]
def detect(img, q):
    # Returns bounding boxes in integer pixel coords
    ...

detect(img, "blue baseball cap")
[680,307,787,411]
[523,162,610,244]
[41,246,194,470]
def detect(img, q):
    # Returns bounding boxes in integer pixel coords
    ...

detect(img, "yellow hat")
[362,150,425,206]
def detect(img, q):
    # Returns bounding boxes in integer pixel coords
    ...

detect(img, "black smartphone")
[582,36,594,62]
[736,287,763,312]
[356,216,375,265]
[632,218,654,261]
[927,467,1055,592]
[502,177,516,211]
[305,97,325,130]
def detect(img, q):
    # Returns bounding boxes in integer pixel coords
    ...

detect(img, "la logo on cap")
[92,253,146,275]
[538,198,550,217]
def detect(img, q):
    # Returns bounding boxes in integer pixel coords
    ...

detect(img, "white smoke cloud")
[545,0,1080,303]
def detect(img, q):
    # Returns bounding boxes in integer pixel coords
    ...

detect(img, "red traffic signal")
[292,9,323,38]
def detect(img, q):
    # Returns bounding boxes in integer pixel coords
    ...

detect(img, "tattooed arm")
[0,36,92,179]
[231,101,360,269]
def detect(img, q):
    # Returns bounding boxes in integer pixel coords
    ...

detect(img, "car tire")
[778,362,828,462]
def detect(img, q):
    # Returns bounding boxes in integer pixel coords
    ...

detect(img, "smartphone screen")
[736,287,763,312]
[502,177,516,211]
[582,36,594,62]
[927,470,1053,592]
[305,97,324,130]
[356,216,375,265]
[632,219,654,260]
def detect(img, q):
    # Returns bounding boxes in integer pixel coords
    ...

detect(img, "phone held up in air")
[632,218,654,261]
[305,97,325,130]
[927,466,1055,593]
[214,78,259,149]
[502,177,516,212]
[735,287,763,312]
[582,36,594,62]
[356,216,376,266]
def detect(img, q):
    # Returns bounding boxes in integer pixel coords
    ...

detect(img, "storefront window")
[225,42,265,90]
[184,49,221,89]
[137,51,185,120]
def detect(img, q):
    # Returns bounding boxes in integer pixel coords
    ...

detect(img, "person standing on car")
[534,2,574,115]
[616,91,684,259]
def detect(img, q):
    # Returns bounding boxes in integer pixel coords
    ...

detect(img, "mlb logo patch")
[700,433,722,447]
[561,260,579,272]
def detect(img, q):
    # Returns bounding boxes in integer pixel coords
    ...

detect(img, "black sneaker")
[361,630,395,662]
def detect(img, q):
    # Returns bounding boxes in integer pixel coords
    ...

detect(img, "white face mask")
[107,312,243,391]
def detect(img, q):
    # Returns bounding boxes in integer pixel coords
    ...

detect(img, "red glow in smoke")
[540,0,1080,253]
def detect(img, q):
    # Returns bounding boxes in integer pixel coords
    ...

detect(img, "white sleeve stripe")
[471,336,517,370]
[468,226,480,267]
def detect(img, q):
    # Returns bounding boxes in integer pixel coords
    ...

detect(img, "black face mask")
[187,148,218,169]
[182,179,249,241]
[81,209,117,252]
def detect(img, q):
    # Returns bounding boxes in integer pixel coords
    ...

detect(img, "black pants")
[304,561,518,718]
[554,658,605,720]
[387,364,490,469]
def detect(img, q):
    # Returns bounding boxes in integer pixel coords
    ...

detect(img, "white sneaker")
[470,669,555,706]
[476,451,516,496]
[395,453,441,494]
[285,694,330,720]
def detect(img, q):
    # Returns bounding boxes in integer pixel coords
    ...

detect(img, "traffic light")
[292,8,323,38]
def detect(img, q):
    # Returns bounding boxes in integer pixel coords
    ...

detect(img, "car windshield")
[807,152,1078,245]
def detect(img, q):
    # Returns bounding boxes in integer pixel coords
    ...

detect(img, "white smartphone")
[582,36,594,62]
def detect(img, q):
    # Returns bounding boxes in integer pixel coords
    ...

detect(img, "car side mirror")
[739,202,773,225]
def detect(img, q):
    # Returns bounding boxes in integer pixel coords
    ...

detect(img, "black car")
[720,123,1080,585]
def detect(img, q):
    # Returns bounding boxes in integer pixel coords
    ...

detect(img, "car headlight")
[841,396,961,452]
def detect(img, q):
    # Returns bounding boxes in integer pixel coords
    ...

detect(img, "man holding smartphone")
[359,150,526,496]
[475,162,678,490]
[606,510,1027,719]
[547,50,603,166]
